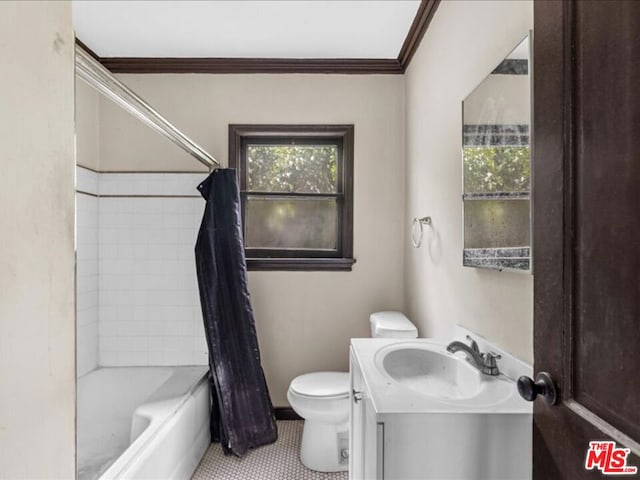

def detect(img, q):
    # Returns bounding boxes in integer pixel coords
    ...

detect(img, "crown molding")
[100,57,403,74]
[75,0,439,75]
[398,0,441,70]
[75,38,101,62]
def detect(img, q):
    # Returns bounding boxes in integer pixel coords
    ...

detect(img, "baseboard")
[274,407,302,421]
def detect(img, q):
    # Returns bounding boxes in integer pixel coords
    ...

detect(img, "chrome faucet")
[446,335,501,376]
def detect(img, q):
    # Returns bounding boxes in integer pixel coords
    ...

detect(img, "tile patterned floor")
[192,420,348,480]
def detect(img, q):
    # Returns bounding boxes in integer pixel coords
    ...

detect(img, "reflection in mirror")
[462,34,531,272]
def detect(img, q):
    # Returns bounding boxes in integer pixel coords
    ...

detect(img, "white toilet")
[287,311,418,472]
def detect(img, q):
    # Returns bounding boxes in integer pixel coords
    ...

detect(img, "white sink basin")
[381,347,482,400]
[375,341,514,406]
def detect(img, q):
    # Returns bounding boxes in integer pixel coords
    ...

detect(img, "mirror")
[462,34,531,272]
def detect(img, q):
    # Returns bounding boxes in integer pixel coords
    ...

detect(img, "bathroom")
[1,1,639,479]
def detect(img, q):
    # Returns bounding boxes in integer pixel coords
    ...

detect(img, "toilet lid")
[290,372,350,398]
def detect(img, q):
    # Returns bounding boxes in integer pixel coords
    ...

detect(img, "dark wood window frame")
[229,124,355,271]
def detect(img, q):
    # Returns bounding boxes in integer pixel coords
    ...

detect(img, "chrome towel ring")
[411,216,432,248]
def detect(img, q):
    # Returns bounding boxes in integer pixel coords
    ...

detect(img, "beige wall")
[403,0,534,363]
[98,74,406,405]
[0,2,76,478]
[76,79,100,170]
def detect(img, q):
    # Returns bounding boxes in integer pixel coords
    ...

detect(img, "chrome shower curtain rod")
[74,46,220,170]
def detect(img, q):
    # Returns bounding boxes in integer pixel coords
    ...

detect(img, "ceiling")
[72,1,421,59]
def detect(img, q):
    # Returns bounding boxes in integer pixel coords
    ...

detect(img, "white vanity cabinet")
[349,340,532,480]
[350,351,383,479]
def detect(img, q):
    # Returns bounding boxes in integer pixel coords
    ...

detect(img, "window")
[229,125,354,271]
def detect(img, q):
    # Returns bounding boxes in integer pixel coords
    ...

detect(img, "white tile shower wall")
[98,173,206,196]
[77,165,99,195]
[76,167,99,377]
[98,173,208,367]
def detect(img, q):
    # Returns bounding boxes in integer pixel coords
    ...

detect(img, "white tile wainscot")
[76,167,99,377]
[76,166,210,370]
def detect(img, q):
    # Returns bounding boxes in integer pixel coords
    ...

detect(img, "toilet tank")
[370,311,418,338]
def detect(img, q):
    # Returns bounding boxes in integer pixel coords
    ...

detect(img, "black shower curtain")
[195,168,277,456]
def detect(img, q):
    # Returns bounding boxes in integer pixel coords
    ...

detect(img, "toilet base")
[299,419,349,472]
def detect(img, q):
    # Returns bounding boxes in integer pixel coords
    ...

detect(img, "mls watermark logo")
[585,441,638,475]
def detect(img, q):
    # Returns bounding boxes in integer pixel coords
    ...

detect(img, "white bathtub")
[77,366,210,480]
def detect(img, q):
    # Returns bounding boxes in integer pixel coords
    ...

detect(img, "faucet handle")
[482,352,502,376]
[484,352,501,364]
[466,335,480,354]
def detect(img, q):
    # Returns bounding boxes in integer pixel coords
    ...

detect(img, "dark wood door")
[532,0,640,477]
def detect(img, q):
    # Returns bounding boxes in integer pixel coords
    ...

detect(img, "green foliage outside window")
[247,145,338,194]
[463,146,530,194]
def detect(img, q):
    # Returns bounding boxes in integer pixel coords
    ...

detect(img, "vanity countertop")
[350,337,533,416]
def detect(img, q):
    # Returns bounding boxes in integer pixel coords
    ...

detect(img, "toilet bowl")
[287,372,350,472]
[288,311,417,472]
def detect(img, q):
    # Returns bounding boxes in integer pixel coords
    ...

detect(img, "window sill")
[246,257,356,272]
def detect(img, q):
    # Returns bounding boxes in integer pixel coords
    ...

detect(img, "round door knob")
[517,372,557,405]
